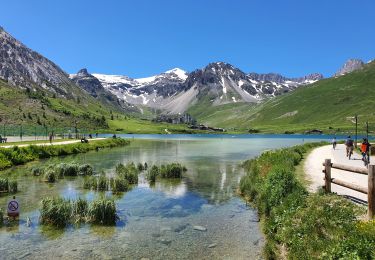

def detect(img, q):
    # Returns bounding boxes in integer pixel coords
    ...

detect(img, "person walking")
[345,136,354,159]
[49,133,53,144]
[331,137,337,150]
[361,138,371,165]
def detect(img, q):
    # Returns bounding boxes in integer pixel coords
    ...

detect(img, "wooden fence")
[322,159,375,219]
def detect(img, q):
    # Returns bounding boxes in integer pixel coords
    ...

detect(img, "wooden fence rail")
[323,159,375,219]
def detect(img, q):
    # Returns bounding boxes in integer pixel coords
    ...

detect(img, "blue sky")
[1,0,374,78]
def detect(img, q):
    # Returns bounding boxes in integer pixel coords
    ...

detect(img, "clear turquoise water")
[0,136,326,259]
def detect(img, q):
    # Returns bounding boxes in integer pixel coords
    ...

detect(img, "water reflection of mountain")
[183,161,244,205]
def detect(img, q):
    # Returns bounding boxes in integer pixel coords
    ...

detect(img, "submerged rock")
[193,225,207,231]
[208,243,217,248]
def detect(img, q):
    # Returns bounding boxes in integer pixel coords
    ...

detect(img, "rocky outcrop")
[334,59,364,76]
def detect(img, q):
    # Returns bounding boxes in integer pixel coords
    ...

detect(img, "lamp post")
[355,114,358,148]
[74,121,78,139]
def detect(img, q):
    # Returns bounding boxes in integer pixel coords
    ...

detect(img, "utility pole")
[355,115,358,148]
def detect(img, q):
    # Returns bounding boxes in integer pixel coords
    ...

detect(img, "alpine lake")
[0,134,332,259]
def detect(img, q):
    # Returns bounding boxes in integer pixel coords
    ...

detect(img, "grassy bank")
[0,138,129,171]
[239,142,375,259]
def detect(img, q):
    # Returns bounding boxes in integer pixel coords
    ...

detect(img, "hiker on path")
[361,138,371,164]
[345,136,354,158]
[331,137,337,150]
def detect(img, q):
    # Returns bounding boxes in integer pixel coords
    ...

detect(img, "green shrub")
[260,166,305,215]
[279,194,370,259]
[78,164,93,176]
[237,142,375,258]
[147,165,160,183]
[0,153,11,170]
[112,178,129,192]
[40,197,71,227]
[87,198,118,225]
[44,169,56,183]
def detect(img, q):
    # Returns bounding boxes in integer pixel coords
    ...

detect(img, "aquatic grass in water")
[31,166,44,176]
[87,198,118,225]
[8,180,17,193]
[0,178,18,193]
[0,178,9,192]
[43,169,56,183]
[56,163,79,177]
[78,164,94,176]
[137,163,145,171]
[112,178,129,192]
[147,165,160,183]
[115,163,139,184]
[97,176,108,191]
[83,176,97,190]
[40,197,72,227]
[160,163,187,178]
[71,197,88,223]
[40,197,118,227]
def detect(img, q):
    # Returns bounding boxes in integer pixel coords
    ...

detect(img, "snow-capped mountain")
[90,62,323,114]
[92,68,190,112]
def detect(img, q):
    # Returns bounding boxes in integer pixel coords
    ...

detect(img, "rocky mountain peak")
[77,68,90,77]
[0,26,72,94]
[334,59,364,77]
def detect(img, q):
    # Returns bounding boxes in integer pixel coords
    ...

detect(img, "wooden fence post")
[324,159,332,193]
[368,165,375,219]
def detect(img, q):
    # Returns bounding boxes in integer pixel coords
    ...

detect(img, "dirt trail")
[304,144,372,202]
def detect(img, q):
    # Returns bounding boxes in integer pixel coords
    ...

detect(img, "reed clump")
[115,163,139,184]
[112,178,129,192]
[87,198,118,225]
[0,178,18,193]
[160,163,187,178]
[40,197,118,227]
[43,169,57,183]
[40,197,71,227]
[78,164,94,176]
[146,165,160,183]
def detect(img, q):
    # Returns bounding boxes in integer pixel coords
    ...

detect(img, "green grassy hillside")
[191,61,375,134]
[0,79,195,135]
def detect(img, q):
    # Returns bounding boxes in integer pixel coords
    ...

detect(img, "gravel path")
[1,138,106,148]
[304,144,372,202]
